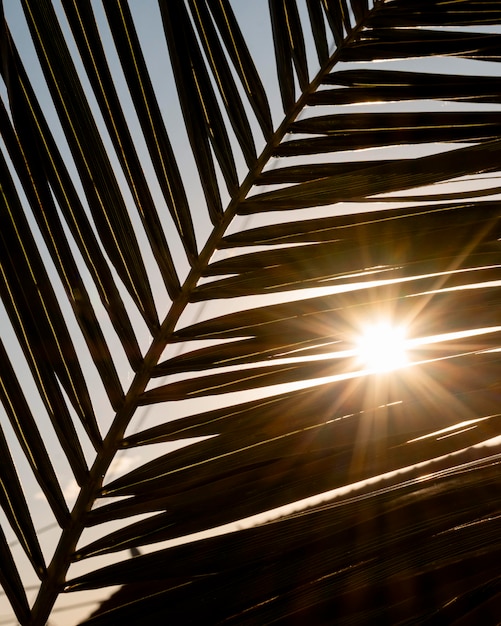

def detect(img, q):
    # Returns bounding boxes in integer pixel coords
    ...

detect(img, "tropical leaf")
[1,0,501,624]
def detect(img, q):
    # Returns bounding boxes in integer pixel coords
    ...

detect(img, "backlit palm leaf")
[1,1,501,624]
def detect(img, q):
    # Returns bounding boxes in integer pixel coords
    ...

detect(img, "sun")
[355,321,409,373]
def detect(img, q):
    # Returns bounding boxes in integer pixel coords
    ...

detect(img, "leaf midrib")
[28,4,381,624]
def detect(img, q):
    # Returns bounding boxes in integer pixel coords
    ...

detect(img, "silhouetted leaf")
[62,0,184,290]
[2,1,501,624]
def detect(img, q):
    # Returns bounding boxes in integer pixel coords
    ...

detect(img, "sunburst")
[356,321,409,373]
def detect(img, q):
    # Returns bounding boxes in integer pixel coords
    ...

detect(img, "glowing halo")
[355,321,409,373]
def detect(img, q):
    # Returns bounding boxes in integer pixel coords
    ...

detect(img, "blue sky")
[2,2,501,624]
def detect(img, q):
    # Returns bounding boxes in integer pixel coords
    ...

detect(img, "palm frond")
[1,0,501,623]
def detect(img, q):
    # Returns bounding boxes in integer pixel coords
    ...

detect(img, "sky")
[2,1,501,624]
[0,1,297,622]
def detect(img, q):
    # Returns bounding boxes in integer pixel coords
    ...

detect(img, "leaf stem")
[28,5,378,624]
